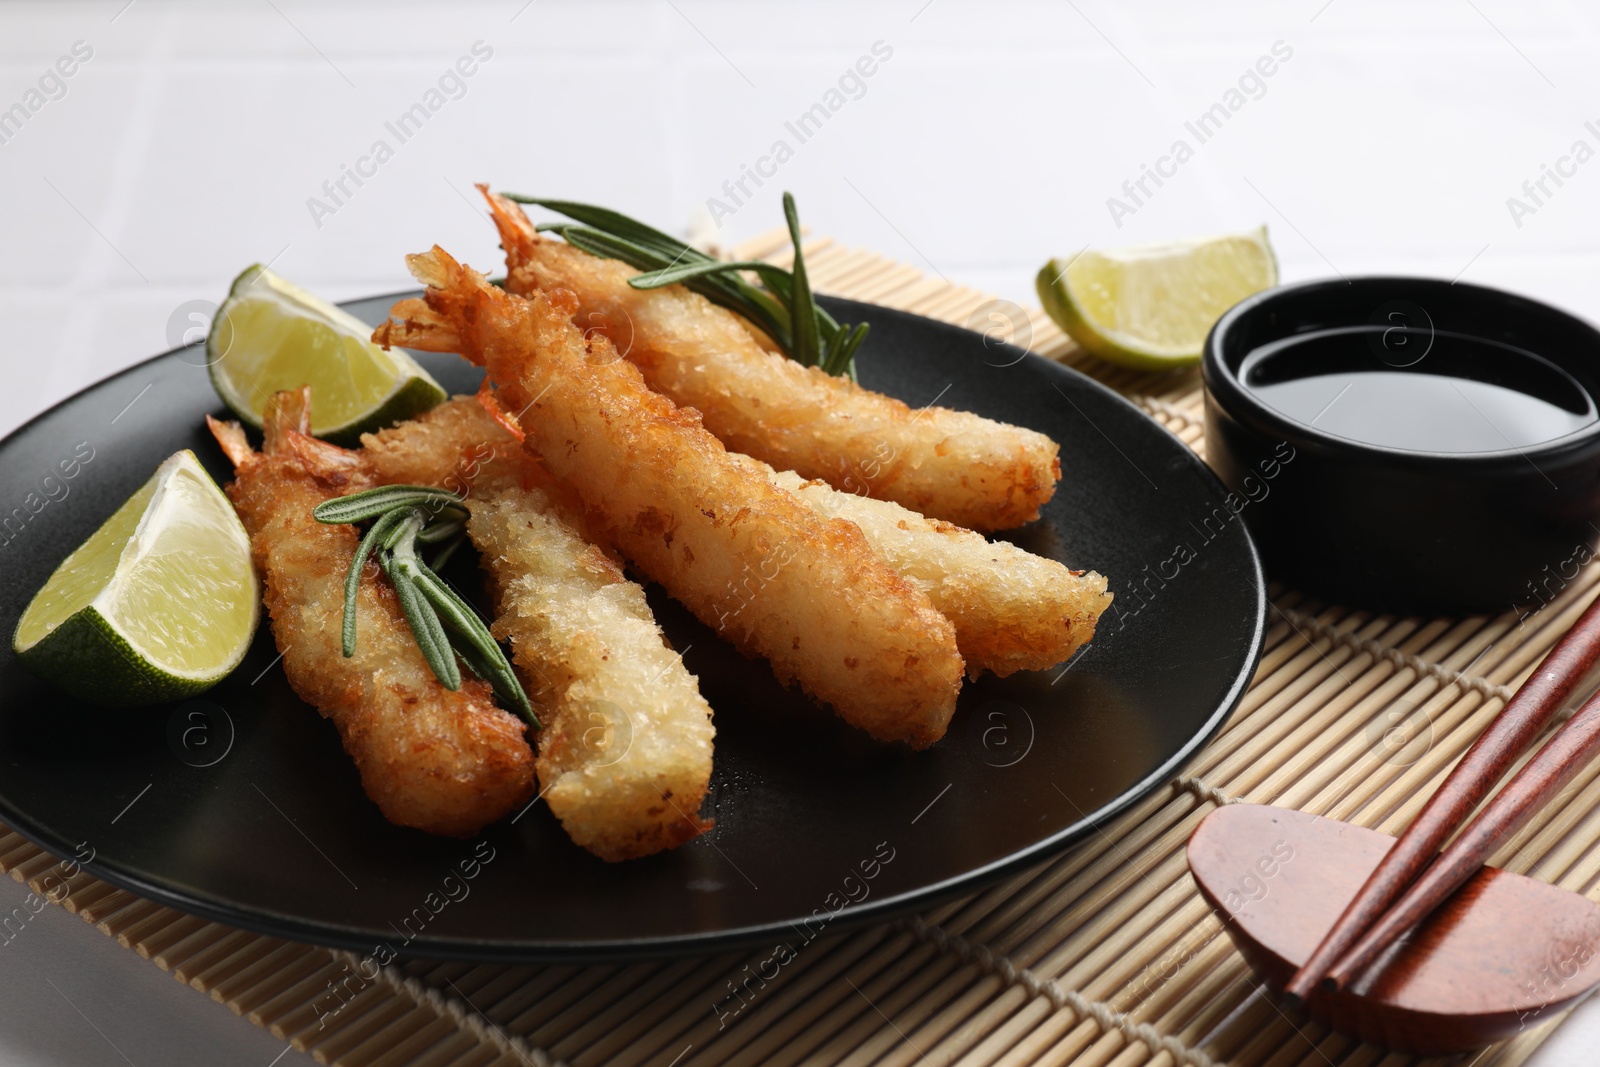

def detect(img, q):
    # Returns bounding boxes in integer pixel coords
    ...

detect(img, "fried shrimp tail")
[357,399,715,860]
[481,187,1060,532]
[207,387,536,838]
[377,247,965,748]
[742,457,1112,678]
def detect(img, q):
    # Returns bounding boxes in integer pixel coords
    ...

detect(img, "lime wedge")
[1037,227,1278,370]
[208,264,446,444]
[14,451,259,707]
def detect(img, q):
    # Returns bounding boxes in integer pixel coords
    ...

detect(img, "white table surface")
[3,1,1600,1063]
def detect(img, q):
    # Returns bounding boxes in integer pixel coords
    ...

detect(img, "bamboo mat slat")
[2,233,1594,1066]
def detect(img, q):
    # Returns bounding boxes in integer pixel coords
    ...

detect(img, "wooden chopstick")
[1283,592,1600,1001]
[1325,683,1600,988]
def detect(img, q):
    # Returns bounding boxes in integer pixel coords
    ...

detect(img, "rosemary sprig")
[312,484,537,727]
[503,190,868,380]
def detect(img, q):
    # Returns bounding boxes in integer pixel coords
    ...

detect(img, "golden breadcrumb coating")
[359,398,714,860]
[746,457,1112,678]
[359,394,521,494]
[472,489,715,859]
[376,247,966,748]
[207,389,536,838]
[481,188,1060,532]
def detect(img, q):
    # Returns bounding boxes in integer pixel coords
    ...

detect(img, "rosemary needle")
[504,190,868,381]
[312,484,537,726]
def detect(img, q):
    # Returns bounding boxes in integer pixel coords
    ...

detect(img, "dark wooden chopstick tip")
[1282,967,1326,1003]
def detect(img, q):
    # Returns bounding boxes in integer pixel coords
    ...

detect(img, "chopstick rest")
[1188,803,1600,1054]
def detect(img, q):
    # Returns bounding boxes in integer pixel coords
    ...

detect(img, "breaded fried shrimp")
[482,187,1060,532]
[207,388,536,838]
[471,489,714,859]
[376,247,966,748]
[743,457,1112,678]
[356,399,714,860]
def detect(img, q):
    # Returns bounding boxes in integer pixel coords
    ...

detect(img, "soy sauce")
[1241,325,1596,453]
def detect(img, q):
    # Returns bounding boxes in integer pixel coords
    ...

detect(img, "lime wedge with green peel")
[1037,227,1278,370]
[13,451,260,707]
[208,264,446,444]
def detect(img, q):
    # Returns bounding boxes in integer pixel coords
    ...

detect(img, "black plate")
[0,294,1263,962]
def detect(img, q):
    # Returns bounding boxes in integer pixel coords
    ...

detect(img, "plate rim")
[0,291,1266,963]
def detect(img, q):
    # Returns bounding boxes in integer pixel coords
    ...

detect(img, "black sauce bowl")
[1203,276,1600,616]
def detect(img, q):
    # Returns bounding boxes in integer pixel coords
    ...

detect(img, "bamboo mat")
[5,234,1599,1067]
